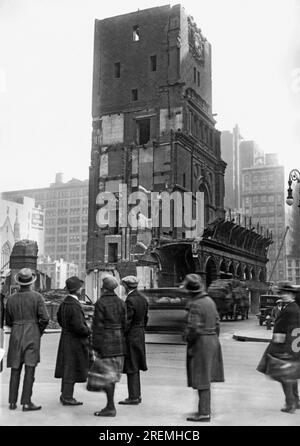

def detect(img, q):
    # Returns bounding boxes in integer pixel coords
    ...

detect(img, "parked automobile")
[256,293,281,326]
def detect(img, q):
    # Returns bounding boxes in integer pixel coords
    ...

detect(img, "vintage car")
[256,293,281,326]
[142,287,189,333]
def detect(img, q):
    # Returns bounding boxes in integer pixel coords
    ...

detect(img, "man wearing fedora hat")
[5,268,49,411]
[183,274,224,422]
[55,276,91,406]
[119,275,148,406]
[257,280,300,413]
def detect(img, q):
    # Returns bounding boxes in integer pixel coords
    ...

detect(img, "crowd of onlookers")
[2,268,300,421]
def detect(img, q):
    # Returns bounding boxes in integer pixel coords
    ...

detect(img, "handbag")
[87,355,105,392]
[266,353,300,381]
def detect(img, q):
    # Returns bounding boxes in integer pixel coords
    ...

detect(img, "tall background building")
[2,173,88,279]
[221,125,264,211]
[241,154,286,283]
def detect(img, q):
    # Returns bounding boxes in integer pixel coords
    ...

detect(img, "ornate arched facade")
[1,241,12,269]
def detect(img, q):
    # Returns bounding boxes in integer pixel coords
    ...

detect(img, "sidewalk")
[1,317,299,426]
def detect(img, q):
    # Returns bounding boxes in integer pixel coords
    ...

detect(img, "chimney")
[55,172,64,184]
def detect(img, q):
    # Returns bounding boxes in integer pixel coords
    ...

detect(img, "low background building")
[0,195,44,272]
[2,173,88,279]
[38,256,78,289]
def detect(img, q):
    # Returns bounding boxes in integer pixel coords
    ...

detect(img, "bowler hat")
[102,275,119,291]
[15,268,37,286]
[65,276,84,293]
[122,275,139,288]
[277,281,297,294]
[183,274,204,293]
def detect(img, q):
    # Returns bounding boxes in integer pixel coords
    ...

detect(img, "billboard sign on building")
[31,208,44,229]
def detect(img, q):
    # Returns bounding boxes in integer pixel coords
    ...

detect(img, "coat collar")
[100,290,118,299]
[64,294,82,306]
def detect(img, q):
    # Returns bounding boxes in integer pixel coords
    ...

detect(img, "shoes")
[281,406,296,414]
[186,414,211,422]
[94,408,116,417]
[118,397,141,405]
[22,402,42,411]
[9,403,17,410]
[60,396,83,406]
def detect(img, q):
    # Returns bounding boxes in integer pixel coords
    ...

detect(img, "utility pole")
[268,226,289,282]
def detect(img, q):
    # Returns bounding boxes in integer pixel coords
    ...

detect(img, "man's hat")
[277,281,298,294]
[122,275,139,288]
[102,275,119,291]
[65,276,84,293]
[183,274,204,293]
[14,268,37,286]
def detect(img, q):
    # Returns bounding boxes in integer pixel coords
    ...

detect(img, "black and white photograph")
[0,0,300,431]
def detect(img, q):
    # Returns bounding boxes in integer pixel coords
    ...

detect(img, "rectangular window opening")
[137,118,150,145]
[197,71,200,86]
[193,67,196,83]
[150,55,157,71]
[132,89,138,101]
[114,62,120,78]
[108,243,118,263]
[133,25,140,41]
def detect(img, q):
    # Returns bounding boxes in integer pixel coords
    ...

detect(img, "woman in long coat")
[55,276,91,405]
[183,274,224,422]
[257,281,300,413]
[91,275,126,417]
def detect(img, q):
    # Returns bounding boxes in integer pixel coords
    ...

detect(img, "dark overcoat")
[123,289,148,374]
[92,290,126,358]
[184,292,224,390]
[257,301,300,374]
[55,295,91,383]
[5,289,49,368]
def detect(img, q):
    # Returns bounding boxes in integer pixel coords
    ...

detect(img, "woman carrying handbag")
[88,275,126,417]
[257,281,300,413]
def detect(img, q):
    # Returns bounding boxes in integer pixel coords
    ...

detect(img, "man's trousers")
[61,381,75,400]
[127,372,141,400]
[9,364,35,405]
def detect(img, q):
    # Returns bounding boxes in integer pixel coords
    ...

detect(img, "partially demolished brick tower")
[86,5,272,309]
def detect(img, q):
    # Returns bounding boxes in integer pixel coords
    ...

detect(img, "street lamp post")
[286,169,300,207]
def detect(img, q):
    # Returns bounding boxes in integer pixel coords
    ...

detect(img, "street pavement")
[1,316,300,426]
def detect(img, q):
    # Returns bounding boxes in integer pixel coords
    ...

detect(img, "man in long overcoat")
[183,274,224,422]
[55,276,91,405]
[5,268,49,411]
[257,281,300,413]
[119,275,148,405]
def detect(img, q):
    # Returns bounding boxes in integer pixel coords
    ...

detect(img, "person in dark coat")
[257,281,300,413]
[5,268,49,411]
[55,276,91,405]
[271,299,283,323]
[183,274,224,422]
[0,278,5,330]
[92,275,126,417]
[119,275,148,405]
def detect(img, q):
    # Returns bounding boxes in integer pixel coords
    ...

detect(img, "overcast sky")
[0,0,299,191]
